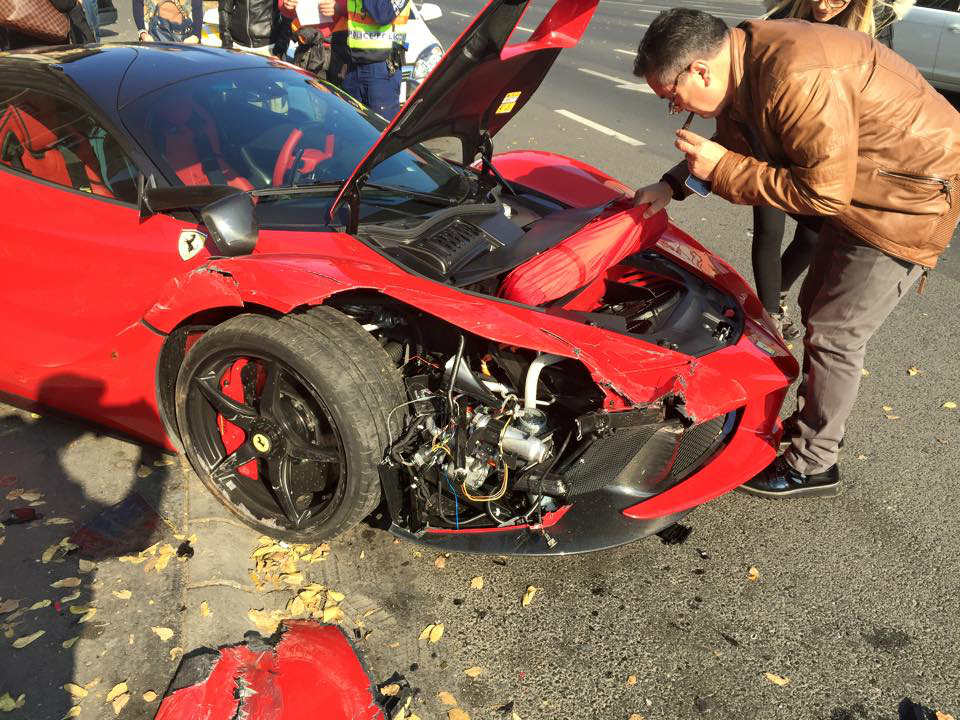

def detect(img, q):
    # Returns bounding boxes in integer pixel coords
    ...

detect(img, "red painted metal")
[154,622,385,720]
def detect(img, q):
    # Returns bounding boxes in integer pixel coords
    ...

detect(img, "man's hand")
[183,35,200,44]
[282,0,298,10]
[634,181,672,219]
[319,0,335,14]
[675,129,728,181]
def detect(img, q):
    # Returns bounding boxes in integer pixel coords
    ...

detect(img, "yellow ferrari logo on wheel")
[252,433,272,453]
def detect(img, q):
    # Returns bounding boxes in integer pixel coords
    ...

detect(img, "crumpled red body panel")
[498,206,668,306]
[154,622,385,720]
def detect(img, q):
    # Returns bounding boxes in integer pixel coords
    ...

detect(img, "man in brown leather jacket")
[634,8,959,498]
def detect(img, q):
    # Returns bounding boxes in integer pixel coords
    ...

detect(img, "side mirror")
[419,2,442,21]
[201,192,258,257]
[141,183,258,257]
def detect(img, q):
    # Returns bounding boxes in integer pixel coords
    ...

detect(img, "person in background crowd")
[633,9,959,499]
[279,0,338,80]
[0,0,96,49]
[750,0,913,337]
[219,0,286,55]
[81,0,99,41]
[283,0,410,119]
[135,0,202,43]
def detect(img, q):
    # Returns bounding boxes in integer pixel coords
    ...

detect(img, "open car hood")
[330,0,599,219]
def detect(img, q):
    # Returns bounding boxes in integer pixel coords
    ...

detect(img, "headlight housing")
[412,44,443,81]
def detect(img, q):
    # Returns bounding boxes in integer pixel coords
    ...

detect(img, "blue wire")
[442,467,459,530]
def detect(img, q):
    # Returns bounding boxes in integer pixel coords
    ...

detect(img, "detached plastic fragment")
[154,621,386,720]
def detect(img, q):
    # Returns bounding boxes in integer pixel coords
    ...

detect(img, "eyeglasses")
[667,66,689,115]
[809,0,849,8]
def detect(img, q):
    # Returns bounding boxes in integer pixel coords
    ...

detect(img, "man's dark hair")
[634,8,729,84]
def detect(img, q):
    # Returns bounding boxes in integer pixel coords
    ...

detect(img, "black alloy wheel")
[174,308,404,541]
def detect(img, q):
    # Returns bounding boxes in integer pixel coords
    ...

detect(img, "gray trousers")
[786,226,922,474]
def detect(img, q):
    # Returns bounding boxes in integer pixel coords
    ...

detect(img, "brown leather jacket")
[668,19,960,268]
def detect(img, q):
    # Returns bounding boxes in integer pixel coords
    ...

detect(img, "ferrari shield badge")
[178,230,207,261]
[495,91,522,114]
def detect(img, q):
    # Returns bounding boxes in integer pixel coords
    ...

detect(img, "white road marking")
[578,67,655,94]
[556,109,645,146]
[450,10,470,16]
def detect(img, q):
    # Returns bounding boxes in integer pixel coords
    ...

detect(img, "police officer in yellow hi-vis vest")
[326,0,411,119]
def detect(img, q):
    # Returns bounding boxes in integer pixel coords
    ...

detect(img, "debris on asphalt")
[0,693,26,712]
[62,706,81,718]
[176,539,195,559]
[200,601,211,618]
[464,666,484,678]
[51,577,81,589]
[142,691,157,702]
[106,682,127,703]
[112,590,132,600]
[69,493,164,560]
[0,598,19,614]
[470,576,484,590]
[438,691,457,706]
[380,683,401,696]
[448,709,470,720]
[249,536,329,591]
[521,586,538,606]
[627,675,637,685]
[746,567,760,582]
[656,523,692,545]
[943,401,957,409]
[3,507,39,525]
[152,626,174,642]
[12,629,44,648]
[763,672,790,686]
[908,366,921,376]
[62,683,87,699]
[434,554,448,569]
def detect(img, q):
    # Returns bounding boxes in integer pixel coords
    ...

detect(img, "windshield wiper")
[252,183,343,199]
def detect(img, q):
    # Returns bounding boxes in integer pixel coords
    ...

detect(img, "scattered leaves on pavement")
[448,710,470,720]
[77,608,97,624]
[169,647,183,661]
[62,684,87,699]
[249,537,329,592]
[464,666,484,678]
[763,672,791,686]
[419,623,444,643]
[747,567,760,582]
[0,693,25,712]
[0,599,19,614]
[935,712,955,720]
[106,683,128,703]
[908,366,921,376]
[627,675,637,685]
[438,692,457,706]
[151,627,174,642]
[12,630,44,648]
[77,560,96,574]
[112,590,132,601]
[61,707,81,718]
[861,368,870,377]
[62,637,79,649]
[943,401,957,410]
[470,576,483,590]
[142,692,157,703]
[885,414,900,420]
[29,599,51,611]
[521,586,538,606]
[434,554,448,570]
[882,405,893,412]
[200,601,212,618]
[380,684,401,697]
[51,578,81,589]
[111,693,130,715]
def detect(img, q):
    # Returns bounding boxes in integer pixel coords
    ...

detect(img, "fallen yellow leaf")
[861,368,870,377]
[943,401,957,410]
[470,576,483,590]
[77,560,96,574]
[628,715,646,720]
[200,601,212,618]
[627,675,637,685]
[885,414,901,420]
[62,637,79,649]
[448,709,470,720]
[882,405,893,412]
[12,630,44,648]
[463,666,484,678]
[935,712,955,720]
[322,606,344,623]
[0,599,18,614]
[45,518,74,525]
[112,590,132,600]
[380,684,401,697]
[61,707,82,719]
[763,672,791,686]
[521,586,538,606]
[142,691,157,703]
[746,567,760,582]
[327,590,345,603]
[61,592,81,603]
[111,693,129,715]
[418,624,433,641]
[151,627,174,642]
[248,609,281,635]
[0,693,22,712]
[62,684,87,699]
[106,683,128,703]
[29,600,51,611]
[78,608,97,624]
[281,573,304,586]
[908,367,921,376]
[434,555,447,570]
[437,691,457,706]
[50,578,81,589]
[169,647,183,661]
[68,605,91,615]
[83,678,100,691]
[429,623,444,644]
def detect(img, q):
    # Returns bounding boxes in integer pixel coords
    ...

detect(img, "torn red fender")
[155,622,385,720]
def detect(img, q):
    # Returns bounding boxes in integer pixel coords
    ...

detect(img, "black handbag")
[148,14,192,41]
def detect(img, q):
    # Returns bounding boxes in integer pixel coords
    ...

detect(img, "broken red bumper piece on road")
[155,621,386,720]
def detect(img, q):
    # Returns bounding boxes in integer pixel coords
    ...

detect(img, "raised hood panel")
[330,0,599,217]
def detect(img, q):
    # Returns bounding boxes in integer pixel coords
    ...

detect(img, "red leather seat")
[154,104,253,191]
[0,103,112,197]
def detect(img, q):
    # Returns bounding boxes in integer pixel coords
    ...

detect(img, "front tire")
[174,307,404,542]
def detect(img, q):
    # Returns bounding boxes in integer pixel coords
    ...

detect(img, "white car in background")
[200,3,445,103]
[893,0,960,93]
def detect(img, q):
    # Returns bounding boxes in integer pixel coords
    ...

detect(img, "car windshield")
[119,67,468,222]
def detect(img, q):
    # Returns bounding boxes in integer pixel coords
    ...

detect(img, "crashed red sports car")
[0,0,796,554]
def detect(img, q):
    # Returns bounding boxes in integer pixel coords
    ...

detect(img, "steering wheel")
[272,122,336,187]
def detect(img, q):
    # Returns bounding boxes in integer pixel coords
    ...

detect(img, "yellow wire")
[460,413,513,503]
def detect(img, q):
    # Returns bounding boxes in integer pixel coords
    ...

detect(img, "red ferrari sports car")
[0,0,796,554]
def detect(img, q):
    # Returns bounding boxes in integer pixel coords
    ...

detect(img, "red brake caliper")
[217,359,262,481]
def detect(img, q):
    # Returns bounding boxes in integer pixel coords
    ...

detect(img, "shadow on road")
[0,374,174,720]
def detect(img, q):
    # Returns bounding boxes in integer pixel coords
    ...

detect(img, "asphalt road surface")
[1,2,959,719]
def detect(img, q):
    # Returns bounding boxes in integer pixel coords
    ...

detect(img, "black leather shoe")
[739,456,841,498]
